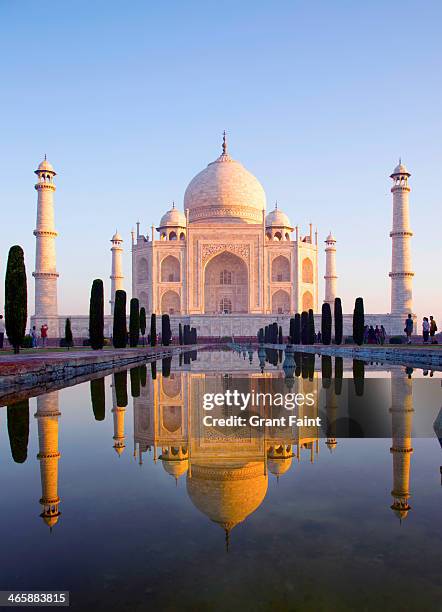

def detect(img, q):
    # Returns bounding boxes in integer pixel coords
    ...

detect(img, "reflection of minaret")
[112,381,126,455]
[35,391,61,530]
[390,370,414,521]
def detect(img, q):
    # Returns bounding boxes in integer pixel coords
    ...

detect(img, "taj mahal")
[30,134,414,339]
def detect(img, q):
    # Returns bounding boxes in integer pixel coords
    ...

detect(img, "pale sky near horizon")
[1,1,441,323]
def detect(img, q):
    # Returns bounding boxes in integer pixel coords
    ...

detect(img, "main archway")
[204,251,248,314]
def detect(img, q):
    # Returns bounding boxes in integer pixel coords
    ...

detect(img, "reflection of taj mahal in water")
[33,354,416,537]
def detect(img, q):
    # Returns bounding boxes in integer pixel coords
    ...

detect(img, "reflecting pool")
[0,349,441,611]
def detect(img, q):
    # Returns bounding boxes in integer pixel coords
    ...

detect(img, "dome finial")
[172,201,175,209]
[275,200,278,210]
[44,153,47,161]
[222,130,227,155]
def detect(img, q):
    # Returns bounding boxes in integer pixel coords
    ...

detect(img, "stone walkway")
[263,343,442,370]
[0,345,194,390]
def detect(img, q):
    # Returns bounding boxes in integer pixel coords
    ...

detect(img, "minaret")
[389,161,414,314]
[390,369,414,521]
[324,232,337,306]
[33,157,59,335]
[110,231,124,314]
[35,391,61,530]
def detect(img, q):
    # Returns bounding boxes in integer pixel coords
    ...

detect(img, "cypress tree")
[151,360,157,380]
[272,322,278,343]
[289,318,295,344]
[150,314,157,347]
[161,314,171,346]
[183,324,189,345]
[278,326,283,344]
[258,328,264,343]
[334,297,343,345]
[321,303,332,345]
[64,318,73,349]
[353,297,365,346]
[308,309,315,344]
[90,378,105,421]
[112,290,127,348]
[178,322,183,345]
[7,400,29,463]
[139,307,147,344]
[114,371,128,406]
[89,279,104,350]
[130,366,141,397]
[301,311,309,344]
[129,298,140,347]
[294,313,301,344]
[264,326,269,343]
[5,245,27,353]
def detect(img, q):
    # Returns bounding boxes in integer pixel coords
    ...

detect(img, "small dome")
[111,231,123,242]
[325,232,336,242]
[391,161,410,177]
[267,457,293,476]
[36,158,55,173]
[162,459,189,480]
[159,205,186,228]
[265,206,293,229]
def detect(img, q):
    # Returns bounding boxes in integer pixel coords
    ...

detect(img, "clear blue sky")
[1,1,441,322]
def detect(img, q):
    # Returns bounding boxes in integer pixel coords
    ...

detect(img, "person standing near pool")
[404,314,413,344]
[40,324,48,348]
[0,315,5,349]
[429,316,438,344]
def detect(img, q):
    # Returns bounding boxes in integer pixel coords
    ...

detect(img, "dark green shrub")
[334,297,343,345]
[308,309,315,345]
[113,290,127,348]
[64,318,73,349]
[5,245,27,353]
[301,311,309,344]
[129,298,140,347]
[89,279,104,350]
[389,336,405,344]
[150,314,157,347]
[161,314,171,346]
[353,297,365,346]
[321,303,332,345]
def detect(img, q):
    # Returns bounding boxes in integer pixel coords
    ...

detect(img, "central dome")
[184,138,266,224]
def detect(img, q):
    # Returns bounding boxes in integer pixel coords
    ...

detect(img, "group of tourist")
[404,313,438,344]
[29,324,49,348]
[363,325,387,345]
[422,316,438,344]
